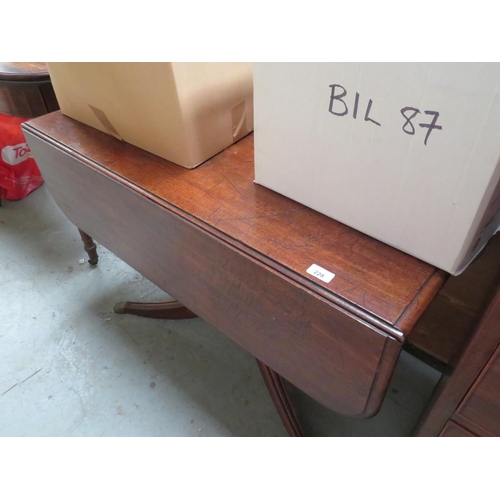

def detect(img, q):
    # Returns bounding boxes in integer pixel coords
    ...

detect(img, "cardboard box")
[254,63,500,274]
[46,62,254,168]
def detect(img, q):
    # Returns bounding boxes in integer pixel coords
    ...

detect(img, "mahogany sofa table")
[23,111,448,436]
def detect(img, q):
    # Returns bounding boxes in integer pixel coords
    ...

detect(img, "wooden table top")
[0,62,58,118]
[0,62,50,82]
[24,111,447,338]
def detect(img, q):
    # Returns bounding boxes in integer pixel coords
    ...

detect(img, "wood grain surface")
[415,277,500,436]
[454,343,500,436]
[409,233,500,365]
[0,62,50,82]
[23,112,447,418]
[23,112,445,335]
[0,62,58,117]
[439,420,477,437]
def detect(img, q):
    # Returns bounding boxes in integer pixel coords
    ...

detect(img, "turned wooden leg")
[256,359,305,437]
[113,299,197,320]
[78,228,98,265]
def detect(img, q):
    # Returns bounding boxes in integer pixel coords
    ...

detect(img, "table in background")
[0,62,59,206]
[0,62,58,118]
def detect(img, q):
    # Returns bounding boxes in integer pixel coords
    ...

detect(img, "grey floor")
[0,185,442,436]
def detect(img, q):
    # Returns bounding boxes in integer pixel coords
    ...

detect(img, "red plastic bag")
[0,113,43,200]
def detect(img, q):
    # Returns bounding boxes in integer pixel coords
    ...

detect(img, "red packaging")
[0,113,43,200]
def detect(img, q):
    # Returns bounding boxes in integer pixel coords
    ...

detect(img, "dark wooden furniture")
[0,63,100,264]
[408,231,500,369]
[415,256,500,436]
[0,63,59,118]
[0,62,59,205]
[23,111,450,436]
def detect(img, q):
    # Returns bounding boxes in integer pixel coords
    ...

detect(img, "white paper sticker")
[306,264,335,283]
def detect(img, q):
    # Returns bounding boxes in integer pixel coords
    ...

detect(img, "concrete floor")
[0,185,442,436]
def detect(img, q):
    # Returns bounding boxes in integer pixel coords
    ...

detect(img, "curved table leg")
[256,359,305,437]
[113,300,304,436]
[114,299,197,320]
[97,234,299,435]
[78,228,98,265]
[75,226,298,434]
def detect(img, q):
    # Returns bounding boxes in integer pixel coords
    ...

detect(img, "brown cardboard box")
[254,63,500,275]
[47,62,253,168]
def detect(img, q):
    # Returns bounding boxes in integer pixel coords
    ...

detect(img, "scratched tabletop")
[25,112,446,335]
